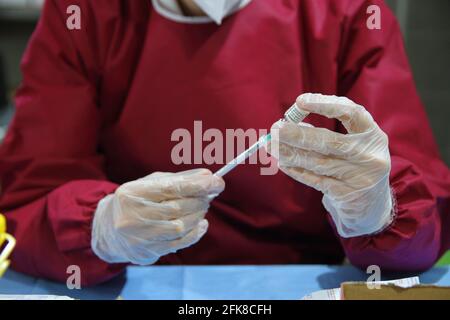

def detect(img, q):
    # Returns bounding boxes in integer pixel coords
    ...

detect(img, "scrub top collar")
[152,0,252,25]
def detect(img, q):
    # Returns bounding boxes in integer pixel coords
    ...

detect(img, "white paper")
[302,288,342,300]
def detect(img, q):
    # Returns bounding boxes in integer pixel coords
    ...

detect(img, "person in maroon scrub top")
[0,0,449,286]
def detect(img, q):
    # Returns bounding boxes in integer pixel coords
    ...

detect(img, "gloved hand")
[269,93,394,238]
[91,169,225,265]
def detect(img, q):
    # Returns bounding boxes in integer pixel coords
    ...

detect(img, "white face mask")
[192,0,246,25]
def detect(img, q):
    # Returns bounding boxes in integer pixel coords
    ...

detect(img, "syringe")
[214,103,309,177]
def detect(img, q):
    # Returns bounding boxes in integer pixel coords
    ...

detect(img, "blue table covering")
[1,265,449,300]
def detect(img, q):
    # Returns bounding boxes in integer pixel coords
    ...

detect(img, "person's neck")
[177,0,206,16]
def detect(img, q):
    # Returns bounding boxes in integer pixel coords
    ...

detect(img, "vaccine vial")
[283,103,309,124]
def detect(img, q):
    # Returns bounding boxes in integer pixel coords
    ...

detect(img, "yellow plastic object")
[0,214,16,277]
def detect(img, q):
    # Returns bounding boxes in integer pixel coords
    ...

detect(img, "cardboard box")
[341,282,450,300]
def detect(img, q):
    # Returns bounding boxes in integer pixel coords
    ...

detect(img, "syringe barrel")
[213,102,309,177]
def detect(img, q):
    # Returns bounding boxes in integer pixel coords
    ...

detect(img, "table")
[1,265,449,300]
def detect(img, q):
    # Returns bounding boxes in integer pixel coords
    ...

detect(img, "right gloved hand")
[91,169,225,265]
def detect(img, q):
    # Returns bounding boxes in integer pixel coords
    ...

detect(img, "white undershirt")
[152,0,252,24]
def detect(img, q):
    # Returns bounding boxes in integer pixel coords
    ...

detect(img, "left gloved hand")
[269,93,394,238]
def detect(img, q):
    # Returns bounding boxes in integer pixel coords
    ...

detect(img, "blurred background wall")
[0,0,449,164]
[386,0,450,165]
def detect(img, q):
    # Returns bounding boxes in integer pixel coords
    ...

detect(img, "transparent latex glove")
[91,169,225,265]
[269,93,394,238]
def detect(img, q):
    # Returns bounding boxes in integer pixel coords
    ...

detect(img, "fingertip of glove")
[186,168,212,176]
[296,93,316,109]
[199,219,208,228]
[210,175,225,192]
[198,219,209,234]
[188,169,225,193]
[198,172,225,196]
